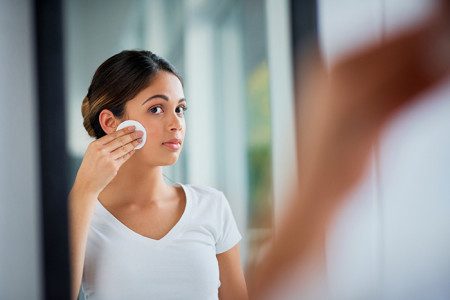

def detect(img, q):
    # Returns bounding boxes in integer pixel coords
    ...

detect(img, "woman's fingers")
[117,149,136,165]
[330,14,450,129]
[97,126,136,145]
[92,125,143,160]
[74,129,142,196]
[104,130,143,152]
[110,138,142,160]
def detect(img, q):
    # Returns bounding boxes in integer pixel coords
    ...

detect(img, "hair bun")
[81,96,96,138]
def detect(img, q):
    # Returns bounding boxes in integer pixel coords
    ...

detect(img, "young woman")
[69,50,248,300]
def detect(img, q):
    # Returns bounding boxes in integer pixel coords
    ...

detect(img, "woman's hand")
[73,126,143,196]
[69,125,142,300]
[296,10,450,204]
[249,2,450,298]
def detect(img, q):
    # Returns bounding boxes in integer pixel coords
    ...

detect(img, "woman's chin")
[133,148,181,166]
[163,156,180,166]
[146,155,180,167]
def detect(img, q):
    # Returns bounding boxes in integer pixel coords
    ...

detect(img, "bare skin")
[69,71,247,300]
[248,1,450,298]
[69,126,142,300]
[218,245,249,300]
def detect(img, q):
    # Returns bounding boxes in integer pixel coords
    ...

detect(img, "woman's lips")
[162,139,182,150]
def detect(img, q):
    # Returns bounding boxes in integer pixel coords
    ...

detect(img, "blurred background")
[2,0,450,299]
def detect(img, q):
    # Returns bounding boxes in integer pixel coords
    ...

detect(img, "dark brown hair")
[81,50,182,139]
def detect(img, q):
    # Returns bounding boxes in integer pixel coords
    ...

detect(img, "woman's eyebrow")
[142,94,168,105]
[142,94,186,105]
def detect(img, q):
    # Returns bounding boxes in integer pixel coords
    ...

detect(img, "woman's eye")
[149,106,163,114]
[176,105,188,114]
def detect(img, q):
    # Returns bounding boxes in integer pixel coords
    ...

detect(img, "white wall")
[0,1,42,299]
[319,0,450,299]
[182,0,251,263]
[264,0,298,223]
[183,4,218,188]
[64,0,139,157]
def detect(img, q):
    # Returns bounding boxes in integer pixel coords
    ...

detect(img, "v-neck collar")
[95,183,191,247]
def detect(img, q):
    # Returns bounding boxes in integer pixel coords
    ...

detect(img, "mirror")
[63,2,288,297]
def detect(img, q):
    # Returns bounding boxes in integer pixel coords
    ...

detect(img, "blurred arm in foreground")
[248,1,450,298]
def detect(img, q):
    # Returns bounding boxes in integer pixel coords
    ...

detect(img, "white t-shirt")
[81,184,242,300]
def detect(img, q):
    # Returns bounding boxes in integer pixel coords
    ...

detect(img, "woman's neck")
[98,157,173,206]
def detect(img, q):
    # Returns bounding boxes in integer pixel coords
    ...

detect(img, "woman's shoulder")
[177,183,227,210]
[179,183,224,198]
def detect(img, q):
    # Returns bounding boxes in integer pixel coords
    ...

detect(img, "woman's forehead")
[128,72,184,106]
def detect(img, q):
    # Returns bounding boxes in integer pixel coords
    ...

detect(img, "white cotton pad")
[116,120,147,150]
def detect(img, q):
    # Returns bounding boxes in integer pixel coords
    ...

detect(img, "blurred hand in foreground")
[248,1,450,298]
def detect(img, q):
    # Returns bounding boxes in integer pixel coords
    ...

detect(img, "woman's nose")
[168,113,183,132]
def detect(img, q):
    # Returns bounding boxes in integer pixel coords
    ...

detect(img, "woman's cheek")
[144,127,160,145]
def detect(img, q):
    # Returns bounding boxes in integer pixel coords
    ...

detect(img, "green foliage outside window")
[246,60,273,228]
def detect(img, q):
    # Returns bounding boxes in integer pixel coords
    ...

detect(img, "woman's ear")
[99,109,119,134]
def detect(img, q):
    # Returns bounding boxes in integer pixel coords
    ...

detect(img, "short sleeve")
[215,192,242,254]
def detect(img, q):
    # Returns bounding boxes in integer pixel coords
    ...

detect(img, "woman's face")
[120,71,186,166]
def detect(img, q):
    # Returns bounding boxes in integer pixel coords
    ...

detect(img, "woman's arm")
[69,126,142,300]
[69,185,99,300]
[217,244,248,300]
[248,2,450,298]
